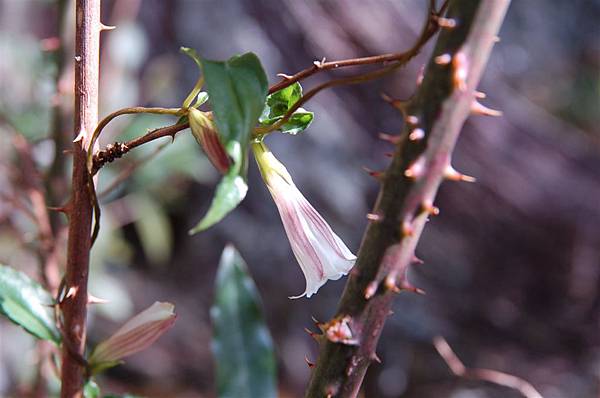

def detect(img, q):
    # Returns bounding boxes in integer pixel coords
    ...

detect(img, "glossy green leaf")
[211,245,277,398]
[83,380,101,398]
[189,168,248,234]
[259,83,314,135]
[0,264,60,343]
[201,52,268,165]
[188,51,267,233]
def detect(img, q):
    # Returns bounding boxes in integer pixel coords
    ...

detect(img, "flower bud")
[88,302,176,373]
[189,108,231,174]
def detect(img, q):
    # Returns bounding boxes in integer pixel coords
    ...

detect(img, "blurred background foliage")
[0,0,599,397]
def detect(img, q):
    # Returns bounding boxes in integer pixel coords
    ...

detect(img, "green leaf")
[188,51,268,233]
[259,82,314,135]
[189,168,248,234]
[201,52,268,165]
[211,245,277,398]
[83,380,101,398]
[0,264,60,343]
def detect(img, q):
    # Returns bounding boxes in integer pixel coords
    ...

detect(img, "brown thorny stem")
[61,0,100,396]
[304,1,510,397]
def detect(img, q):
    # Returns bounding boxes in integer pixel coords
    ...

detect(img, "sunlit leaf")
[188,51,268,232]
[189,168,248,234]
[83,379,100,398]
[212,245,277,398]
[0,264,60,343]
[259,82,314,135]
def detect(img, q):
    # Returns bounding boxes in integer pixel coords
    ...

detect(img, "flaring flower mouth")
[252,142,356,298]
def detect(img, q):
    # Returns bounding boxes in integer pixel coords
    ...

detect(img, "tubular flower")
[252,142,356,298]
[189,108,231,174]
[88,302,176,373]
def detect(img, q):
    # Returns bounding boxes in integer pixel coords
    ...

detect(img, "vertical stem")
[305,1,510,397]
[61,0,101,396]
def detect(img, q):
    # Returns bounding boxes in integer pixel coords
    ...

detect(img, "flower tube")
[88,302,176,373]
[252,142,356,298]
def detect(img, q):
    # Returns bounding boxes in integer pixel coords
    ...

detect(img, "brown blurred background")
[1,0,599,397]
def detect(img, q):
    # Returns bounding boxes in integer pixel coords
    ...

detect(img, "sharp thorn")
[305,356,315,368]
[408,128,425,141]
[366,212,383,222]
[364,281,379,300]
[444,165,476,182]
[422,201,440,216]
[277,73,293,79]
[435,53,452,65]
[87,294,109,305]
[304,327,321,341]
[65,286,78,300]
[371,353,382,364]
[100,23,116,31]
[471,100,503,117]
[475,91,486,99]
[405,115,419,125]
[437,17,457,29]
[452,52,469,91]
[362,166,384,180]
[384,275,401,293]
[412,255,424,265]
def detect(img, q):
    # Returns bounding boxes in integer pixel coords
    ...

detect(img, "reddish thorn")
[437,17,457,29]
[471,100,503,117]
[435,53,451,65]
[404,156,425,179]
[364,281,379,300]
[372,353,382,363]
[277,73,293,80]
[409,128,425,141]
[402,220,414,237]
[400,281,426,295]
[87,294,109,305]
[444,165,476,182]
[378,132,401,144]
[366,212,383,222]
[304,327,320,341]
[305,356,315,368]
[416,65,425,86]
[388,310,395,316]
[452,52,469,91]
[405,115,419,125]
[475,91,487,99]
[65,286,78,300]
[422,201,440,216]
[381,93,407,112]
[100,23,116,31]
[384,274,400,293]
[412,255,424,265]
[362,166,383,180]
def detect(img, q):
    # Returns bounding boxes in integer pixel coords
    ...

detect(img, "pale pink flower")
[88,302,176,371]
[252,142,356,298]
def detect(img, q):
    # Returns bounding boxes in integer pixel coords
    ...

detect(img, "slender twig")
[98,141,169,199]
[433,337,544,398]
[267,0,448,95]
[304,2,510,397]
[61,0,101,396]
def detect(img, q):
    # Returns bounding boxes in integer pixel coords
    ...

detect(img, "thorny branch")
[433,337,543,398]
[304,1,510,397]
